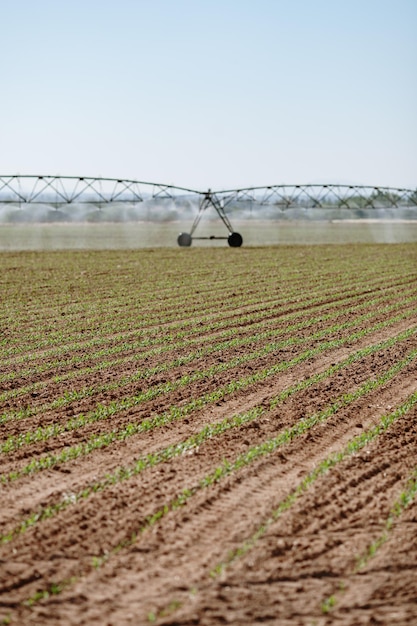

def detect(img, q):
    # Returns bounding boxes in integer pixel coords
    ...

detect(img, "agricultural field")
[0,243,416,625]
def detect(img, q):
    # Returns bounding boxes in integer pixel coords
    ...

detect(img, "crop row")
[2,285,416,427]
[10,363,417,615]
[319,465,417,615]
[3,258,412,366]
[155,392,417,622]
[2,309,415,490]
[2,325,415,543]
[1,275,415,404]
[2,258,365,355]
[0,269,368,362]
[1,244,416,626]
[2,244,415,356]
[2,245,411,313]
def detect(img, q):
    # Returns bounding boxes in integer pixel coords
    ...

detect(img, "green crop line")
[3,298,415,451]
[0,269,386,387]
[0,288,415,438]
[3,259,303,334]
[198,350,417,493]
[1,269,343,364]
[3,280,414,426]
[355,467,417,571]
[1,245,416,622]
[1,285,394,412]
[2,283,415,416]
[23,577,78,607]
[2,329,415,544]
[3,257,401,344]
[5,273,416,369]
[0,279,398,395]
[1,314,415,482]
[17,383,417,614]
[1,310,415,482]
[211,390,417,578]
[1,267,412,374]
[1,276,297,352]
[0,282,337,379]
[319,464,417,614]
[3,245,414,312]
[2,288,416,431]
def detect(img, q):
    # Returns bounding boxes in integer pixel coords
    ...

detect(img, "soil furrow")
[1,244,416,626]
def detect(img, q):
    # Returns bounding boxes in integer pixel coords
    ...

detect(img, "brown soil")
[1,247,416,626]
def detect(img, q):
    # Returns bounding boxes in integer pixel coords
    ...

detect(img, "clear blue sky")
[1,0,416,191]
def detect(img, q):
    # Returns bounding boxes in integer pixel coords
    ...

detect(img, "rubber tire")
[228,232,243,247]
[177,232,192,247]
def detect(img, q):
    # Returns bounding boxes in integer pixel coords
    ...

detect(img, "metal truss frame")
[0,175,198,205]
[1,175,416,246]
[0,176,415,208]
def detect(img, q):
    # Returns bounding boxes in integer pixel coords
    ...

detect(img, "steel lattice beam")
[0,175,416,208]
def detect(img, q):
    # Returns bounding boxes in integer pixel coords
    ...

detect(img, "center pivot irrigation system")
[1,175,416,247]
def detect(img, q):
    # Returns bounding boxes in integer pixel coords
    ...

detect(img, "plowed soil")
[1,244,416,625]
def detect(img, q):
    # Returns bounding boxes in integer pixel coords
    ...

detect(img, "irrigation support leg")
[178,189,242,246]
[190,189,234,236]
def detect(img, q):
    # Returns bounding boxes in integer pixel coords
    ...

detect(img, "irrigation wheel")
[177,233,192,247]
[227,232,243,247]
